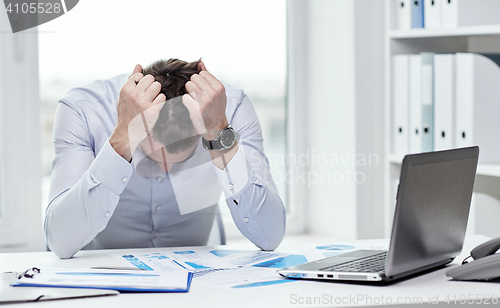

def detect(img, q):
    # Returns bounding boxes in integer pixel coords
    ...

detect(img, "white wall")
[0,7,44,252]
[354,1,386,239]
[306,0,357,238]
[288,0,385,240]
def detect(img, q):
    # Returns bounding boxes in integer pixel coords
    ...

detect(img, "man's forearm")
[46,140,132,258]
[226,180,286,251]
[45,180,121,258]
[213,144,286,250]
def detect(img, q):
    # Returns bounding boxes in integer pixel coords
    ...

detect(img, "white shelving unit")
[384,0,500,236]
[389,24,500,39]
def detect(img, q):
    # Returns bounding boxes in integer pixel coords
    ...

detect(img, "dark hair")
[142,58,201,154]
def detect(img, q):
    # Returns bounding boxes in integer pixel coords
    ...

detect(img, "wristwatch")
[202,125,237,150]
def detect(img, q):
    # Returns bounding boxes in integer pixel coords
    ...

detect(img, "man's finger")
[199,70,221,87]
[136,74,156,94]
[185,80,202,96]
[123,72,144,92]
[190,74,212,92]
[182,93,198,114]
[143,81,162,103]
[182,94,207,135]
[152,93,166,106]
[129,64,143,79]
[198,61,207,72]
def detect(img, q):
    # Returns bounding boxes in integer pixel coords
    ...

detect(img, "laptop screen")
[385,146,479,278]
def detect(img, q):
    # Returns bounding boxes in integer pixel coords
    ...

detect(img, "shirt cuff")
[214,145,250,197]
[88,139,134,194]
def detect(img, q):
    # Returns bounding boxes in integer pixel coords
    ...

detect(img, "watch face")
[220,128,235,148]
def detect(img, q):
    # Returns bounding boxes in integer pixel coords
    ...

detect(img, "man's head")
[139,58,201,166]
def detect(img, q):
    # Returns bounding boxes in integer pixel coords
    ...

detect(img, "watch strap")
[202,138,223,150]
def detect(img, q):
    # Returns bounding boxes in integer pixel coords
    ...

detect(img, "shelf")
[389,25,500,39]
[388,154,404,165]
[476,164,500,178]
[387,155,500,177]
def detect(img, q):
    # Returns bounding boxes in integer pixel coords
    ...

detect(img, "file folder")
[433,54,455,151]
[411,0,425,29]
[421,53,434,153]
[392,55,410,156]
[0,273,118,304]
[442,0,500,29]
[455,53,500,163]
[424,0,442,29]
[397,0,412,30]
[12,268,194,293]
[409,55,422,154]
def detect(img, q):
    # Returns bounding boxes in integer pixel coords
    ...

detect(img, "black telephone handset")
[446,237,500,281]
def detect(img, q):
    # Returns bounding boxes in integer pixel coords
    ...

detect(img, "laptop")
[278,146,479,283]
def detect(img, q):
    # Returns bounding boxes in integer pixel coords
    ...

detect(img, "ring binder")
[18,267,40,279]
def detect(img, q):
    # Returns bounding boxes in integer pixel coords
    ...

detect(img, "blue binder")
[411,0,424,28]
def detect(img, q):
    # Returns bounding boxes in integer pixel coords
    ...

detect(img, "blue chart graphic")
[144,253,169,260]
[121,255,154,271]
[315,245,357,258]
[253,255,308,269]
[185,262,210,269]
[315,245,356,251]
[209,250,242,258]
[228,252,280,266]
[233,279,294,288]
[174,251,195,255]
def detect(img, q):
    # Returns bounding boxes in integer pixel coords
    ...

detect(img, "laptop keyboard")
[320,252,387,273]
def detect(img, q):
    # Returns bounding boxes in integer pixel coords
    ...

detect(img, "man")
[45,59,286,259]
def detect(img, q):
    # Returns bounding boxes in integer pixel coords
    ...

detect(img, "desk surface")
[0,235,498,308]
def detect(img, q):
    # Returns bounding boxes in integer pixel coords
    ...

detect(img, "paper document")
[112,249,237,271]
[300,241,389,262]
[193,267,294,291]
[12,268,193,292]
[208,250,307,268]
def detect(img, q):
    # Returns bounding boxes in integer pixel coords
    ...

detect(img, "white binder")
[397,0,412,30]
[409,55,422,154]
[392,55,410,156]
[421,53,435,153]
[433,54,455,151]
[424,0,442,29]
[442,0,500,29]
[455,53,500,163]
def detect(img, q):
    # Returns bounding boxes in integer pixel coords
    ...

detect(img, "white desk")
[0,235,498,308]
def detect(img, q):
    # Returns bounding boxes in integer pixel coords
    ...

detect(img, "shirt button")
[105,212,110,217]
[156,205,161,210]
[244,217,249,223]
[228,184,234,190]
[155,232,159,237]
[157,176,163,182]
[122,177,128,183]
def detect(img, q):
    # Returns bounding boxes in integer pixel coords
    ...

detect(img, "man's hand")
[182,61,229,140]
[182,62,238,170]
[109,64,166,162]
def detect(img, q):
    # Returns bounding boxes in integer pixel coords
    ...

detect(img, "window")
[39,0,287,240]
[0,15,44,251]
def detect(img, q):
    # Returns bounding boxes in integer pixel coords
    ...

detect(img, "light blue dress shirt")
[45,74,286,258]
